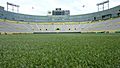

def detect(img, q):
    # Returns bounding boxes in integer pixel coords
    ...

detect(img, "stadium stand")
[0,5,120,34]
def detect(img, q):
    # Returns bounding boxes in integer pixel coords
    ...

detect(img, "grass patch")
[0,34,120,68]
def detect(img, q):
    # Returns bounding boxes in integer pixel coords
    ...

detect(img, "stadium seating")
[0,17,120,33]
[0,5,120,22]
[0,5,120,33]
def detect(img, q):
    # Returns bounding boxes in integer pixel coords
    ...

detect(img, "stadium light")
[96,0,109,11]
[7,2,20,13]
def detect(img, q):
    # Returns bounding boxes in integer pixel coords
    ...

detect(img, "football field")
[0,34,120,68]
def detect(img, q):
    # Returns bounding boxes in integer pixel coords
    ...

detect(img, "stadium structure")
[0,2,120,34]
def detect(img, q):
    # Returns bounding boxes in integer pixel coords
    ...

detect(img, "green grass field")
[0,34,120,68]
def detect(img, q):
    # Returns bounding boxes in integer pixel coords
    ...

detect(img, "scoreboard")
[52,8,70,15]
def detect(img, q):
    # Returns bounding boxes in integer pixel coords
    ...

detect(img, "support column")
[98,5,99,11]
[7,3,8,11]
[103,4,104,11]
[12,6,14,12]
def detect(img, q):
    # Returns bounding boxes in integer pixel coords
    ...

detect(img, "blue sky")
[0,0,119,16]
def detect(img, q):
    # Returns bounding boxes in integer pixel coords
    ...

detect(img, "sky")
[0,0,120,16]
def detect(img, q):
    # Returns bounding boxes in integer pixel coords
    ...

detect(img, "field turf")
[0,34,120,68]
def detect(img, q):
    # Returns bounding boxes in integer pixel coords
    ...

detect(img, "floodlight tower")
[7,2,20,13]
[97,0,109,11]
